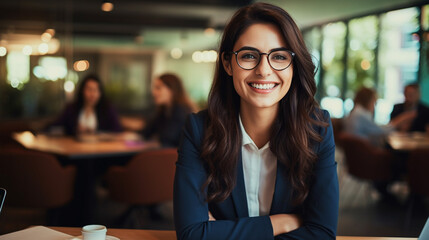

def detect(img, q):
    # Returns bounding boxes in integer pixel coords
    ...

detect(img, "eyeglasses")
[231,47,295,71]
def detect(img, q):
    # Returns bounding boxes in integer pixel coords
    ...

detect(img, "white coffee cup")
[82,225,107,240]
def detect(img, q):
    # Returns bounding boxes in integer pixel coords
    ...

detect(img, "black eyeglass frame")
[231,47,296,71]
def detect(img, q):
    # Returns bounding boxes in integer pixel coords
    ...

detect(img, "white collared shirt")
[78,110,97,132]
[239,116,277,217]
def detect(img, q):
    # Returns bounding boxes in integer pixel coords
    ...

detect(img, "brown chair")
[331,118,344,145]
[0,149,76,227]
[337,132,397,206]
[105,148,178,227]
[407,149,429,196]
[337,132,394,182]
[405,149,429,228]
[0,120,31,149]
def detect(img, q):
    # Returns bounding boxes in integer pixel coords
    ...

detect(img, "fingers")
[208,211,216,221]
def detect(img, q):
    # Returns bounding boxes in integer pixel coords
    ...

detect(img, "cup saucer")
[106,236,120,240]
[72,235,119,240]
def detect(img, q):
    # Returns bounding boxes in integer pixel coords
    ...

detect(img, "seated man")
[390,84,429,132]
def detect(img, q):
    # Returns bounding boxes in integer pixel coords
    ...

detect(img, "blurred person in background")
[390,83,429,133]
[344,87,409,147]
[142,73,197,148]
[344,86,407,203]
[47,74,122,135]
[142,73,197,221]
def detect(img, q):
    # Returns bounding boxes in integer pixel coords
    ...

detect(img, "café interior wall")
[160,54,215,107]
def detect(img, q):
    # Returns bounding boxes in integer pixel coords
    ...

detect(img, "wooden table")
[387,132,429,151]
[13,131,159,160]
[51,227,176,240]
[49,227,417,240]
[12,131,161,225]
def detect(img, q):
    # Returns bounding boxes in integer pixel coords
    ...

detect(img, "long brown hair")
[201,2,328,204]
[157,73,198,113]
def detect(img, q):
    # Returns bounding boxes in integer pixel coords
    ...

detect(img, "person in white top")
[48,74,122,135]
[344,87,413,147]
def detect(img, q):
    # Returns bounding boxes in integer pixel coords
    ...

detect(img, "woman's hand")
[269,214,302,236]
[208,211,216,221]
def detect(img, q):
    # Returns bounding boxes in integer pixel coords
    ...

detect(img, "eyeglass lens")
[236,50,293,70]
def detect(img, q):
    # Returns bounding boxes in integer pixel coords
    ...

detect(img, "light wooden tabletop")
[387,132,429,151]
[12,131,159,159]
[49,227,417,240]
[51,227,176,240]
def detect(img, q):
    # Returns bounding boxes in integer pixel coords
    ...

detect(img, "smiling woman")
[173,2,338,240]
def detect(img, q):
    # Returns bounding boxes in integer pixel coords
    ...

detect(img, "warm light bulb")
[204,28,215,36]
[101,2,114,12]
[46,28,55,37]
[361,59,371,70]
[73,60,90,72]
[41,32,52,42]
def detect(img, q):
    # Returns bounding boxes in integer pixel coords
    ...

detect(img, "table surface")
[50,227,418,240]
[387,132,429,151]
[12,131,159,159]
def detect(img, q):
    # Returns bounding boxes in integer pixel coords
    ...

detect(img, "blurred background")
[0,0,427,123]
[0,0,429,238]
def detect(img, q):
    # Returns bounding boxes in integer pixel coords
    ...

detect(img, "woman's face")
[83,79,101,107]
[223,23,293,111]
[152,78,173,106]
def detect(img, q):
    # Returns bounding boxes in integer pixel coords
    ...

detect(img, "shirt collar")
[239,115,253,146]
[239,115,270,150]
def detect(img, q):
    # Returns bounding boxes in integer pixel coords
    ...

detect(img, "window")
[378,7,419,123]
[346,16,379,116]
[321,22,347,118]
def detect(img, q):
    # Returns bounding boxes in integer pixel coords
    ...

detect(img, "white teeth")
[250,83,276,90]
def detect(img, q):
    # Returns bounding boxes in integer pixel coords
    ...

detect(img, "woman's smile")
[247,81,280,93]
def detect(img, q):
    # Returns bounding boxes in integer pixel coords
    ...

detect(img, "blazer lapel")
[231,151,249,218]
[270,160,291,214]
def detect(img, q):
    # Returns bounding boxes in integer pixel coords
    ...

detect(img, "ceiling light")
[64,81,75,93]
[45,29,55,37]
[101,0,114,12]
[74,60,90,72]
[171,48,183,59]
[38,43,49,54]
[0,47,7,57]
[204,28,215,36]
[22,45,32,55]
[41,32,52,42]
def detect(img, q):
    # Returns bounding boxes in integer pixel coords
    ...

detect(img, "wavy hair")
[201,2,328,205]
[75,73,107,111]
[157,73,198,113]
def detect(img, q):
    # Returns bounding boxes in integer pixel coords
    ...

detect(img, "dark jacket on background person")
[142,104,192,147]
[391,102,429,132]
[48,103,123,135]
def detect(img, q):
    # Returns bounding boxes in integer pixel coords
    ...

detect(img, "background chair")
[104,148,177,228]
[330,118,347,187]
[337,132,396,206]
[405,149,429,228]
[331,118,344,146]
[0,149,76,232]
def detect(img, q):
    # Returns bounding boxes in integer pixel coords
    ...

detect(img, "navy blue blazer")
[174,110,338,240]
